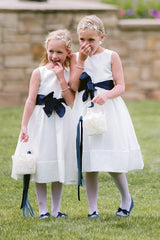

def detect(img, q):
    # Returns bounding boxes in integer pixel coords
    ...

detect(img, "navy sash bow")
[36,91,66,118]
[78,72,114,101]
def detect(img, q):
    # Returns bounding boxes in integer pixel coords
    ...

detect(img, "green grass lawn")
[0,101,160,240]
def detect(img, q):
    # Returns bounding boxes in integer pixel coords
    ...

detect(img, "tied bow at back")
[36,91,66,118]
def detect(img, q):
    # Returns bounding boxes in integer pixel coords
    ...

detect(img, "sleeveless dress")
[73,49,144,173]
[12,66,77,184]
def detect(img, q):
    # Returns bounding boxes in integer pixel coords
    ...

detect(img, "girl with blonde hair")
[12,29,77,219]
[70,15,143,218]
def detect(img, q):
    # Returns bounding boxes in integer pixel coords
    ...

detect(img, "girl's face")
[78,29,104,56]
[47,39,69,66]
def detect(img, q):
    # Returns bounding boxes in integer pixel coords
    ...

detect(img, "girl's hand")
[78,42,91,62]
[52,62,64,81]
[92,92,108,105]
[20,126,29,142]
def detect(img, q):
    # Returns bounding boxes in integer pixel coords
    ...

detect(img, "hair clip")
[77,23,102,34]
[45,35,71,48]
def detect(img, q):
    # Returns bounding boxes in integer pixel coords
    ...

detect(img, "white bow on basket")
[83,101,107,136]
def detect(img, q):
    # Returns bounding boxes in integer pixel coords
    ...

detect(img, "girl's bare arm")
[20,68,40,142]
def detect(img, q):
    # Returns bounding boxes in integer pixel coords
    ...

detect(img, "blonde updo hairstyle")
[77,15,105,37]
[40,29,72,68]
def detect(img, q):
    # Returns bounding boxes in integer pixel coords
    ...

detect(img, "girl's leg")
[51,182,63,217]
[86,172,99,214]
[35,183,48,216]
[109,172,131,210]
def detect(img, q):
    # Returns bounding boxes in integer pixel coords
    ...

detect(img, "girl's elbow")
[69,76,79,92]
[26,97,36,107]
[69,82,78,92]
[116,84,125,95]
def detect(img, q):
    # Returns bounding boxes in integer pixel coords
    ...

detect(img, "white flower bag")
[83,102,107,136]
[12,152,36,175]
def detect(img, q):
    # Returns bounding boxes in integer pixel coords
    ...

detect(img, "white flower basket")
[83,102,107,136]
[12,153,36,175]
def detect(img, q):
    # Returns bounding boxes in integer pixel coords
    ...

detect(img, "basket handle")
[82,101,94,117]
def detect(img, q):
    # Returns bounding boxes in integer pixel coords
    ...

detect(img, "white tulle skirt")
[11,105,77,184]
[73,89,144,173]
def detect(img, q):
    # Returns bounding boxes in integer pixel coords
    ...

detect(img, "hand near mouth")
[52,60,59,66]
[79,43,91,62]
[52,62,64,80]
[48,61,61,70]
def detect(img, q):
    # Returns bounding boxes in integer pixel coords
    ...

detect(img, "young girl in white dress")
[12,29,77,219]
[70,15,144,218]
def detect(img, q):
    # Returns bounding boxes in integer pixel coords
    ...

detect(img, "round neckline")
[89,48,106,58]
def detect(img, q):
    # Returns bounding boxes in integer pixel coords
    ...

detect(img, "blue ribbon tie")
[79,72,96,101]
[76,116,85,201]
[20,174,34,218]
[36,91,66,118]
[78,72,114,102]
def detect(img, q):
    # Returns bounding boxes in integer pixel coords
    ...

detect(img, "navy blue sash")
[78,72,114,101]
[36,91,66,118]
